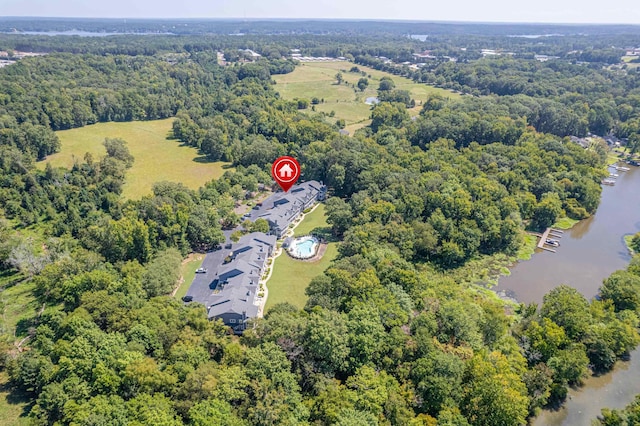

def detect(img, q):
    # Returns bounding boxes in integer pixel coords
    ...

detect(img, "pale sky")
[2,0,640,24]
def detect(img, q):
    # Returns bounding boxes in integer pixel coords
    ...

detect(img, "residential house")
[184,232,276,334]
[253,181,326,238]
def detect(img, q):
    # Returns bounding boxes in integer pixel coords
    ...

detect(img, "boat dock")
[535,227,563,253]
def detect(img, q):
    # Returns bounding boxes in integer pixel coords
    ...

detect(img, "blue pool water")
[289,237,318,258]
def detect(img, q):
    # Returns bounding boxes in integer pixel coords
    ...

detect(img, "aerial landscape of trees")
[1,20,640,425]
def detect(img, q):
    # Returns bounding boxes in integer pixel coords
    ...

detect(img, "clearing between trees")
[38,119,229,199]
[273,61,460,134]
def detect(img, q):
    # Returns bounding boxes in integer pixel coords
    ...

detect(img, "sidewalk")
[254,202,320,317]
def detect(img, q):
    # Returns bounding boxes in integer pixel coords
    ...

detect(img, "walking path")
[254,203,320,317]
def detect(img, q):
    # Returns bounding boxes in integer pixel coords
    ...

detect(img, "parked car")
[195,267,207,274]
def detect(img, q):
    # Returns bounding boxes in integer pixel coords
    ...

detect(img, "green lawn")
[553,217,580,230]
[607,151,623,165]
[265,204,339,311]
[273,61,460,133]
[293,204,329,235]
[39,119,230,199]
[175,254,205,300]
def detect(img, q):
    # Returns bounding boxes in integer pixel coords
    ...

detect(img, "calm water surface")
[494,164,640,426]
[495,165,640,304]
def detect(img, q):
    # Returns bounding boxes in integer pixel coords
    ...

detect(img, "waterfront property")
[183,232,276,334]
[244,180,327,238]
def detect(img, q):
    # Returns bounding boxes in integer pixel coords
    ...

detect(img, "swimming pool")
[287,236,319,259]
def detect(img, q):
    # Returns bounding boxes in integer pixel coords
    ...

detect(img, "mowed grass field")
[273,61,461,134]
[265,204,339,311]
[39,119,229,199]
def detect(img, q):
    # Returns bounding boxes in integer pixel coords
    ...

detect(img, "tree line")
[0,36,639,426]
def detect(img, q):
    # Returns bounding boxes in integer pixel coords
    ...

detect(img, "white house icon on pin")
[278,163,294,178]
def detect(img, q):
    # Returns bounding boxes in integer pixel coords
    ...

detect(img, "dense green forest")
[1,26,640,425]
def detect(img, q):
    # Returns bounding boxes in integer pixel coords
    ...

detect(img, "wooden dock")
[536,227,562,253]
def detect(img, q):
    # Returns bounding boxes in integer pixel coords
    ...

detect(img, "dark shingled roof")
[185,232,276,322]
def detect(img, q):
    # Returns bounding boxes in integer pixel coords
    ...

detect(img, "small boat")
[546,239,560,247]
[609,173,619,178]
[601,179,616,185]
[616,166,630,171]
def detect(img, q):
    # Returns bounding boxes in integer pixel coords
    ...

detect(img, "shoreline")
[625,234,637,256]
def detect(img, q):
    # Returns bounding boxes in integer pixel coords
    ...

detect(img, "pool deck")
[287,236,320,260]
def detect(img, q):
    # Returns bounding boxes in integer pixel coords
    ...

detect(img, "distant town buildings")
[534,54,559,62]
[238,49,261,62]
[412,50,437,60]
[0,50,46,68]
[291,56,343,62]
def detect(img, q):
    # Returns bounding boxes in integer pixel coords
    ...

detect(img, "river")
[494,163,640,425]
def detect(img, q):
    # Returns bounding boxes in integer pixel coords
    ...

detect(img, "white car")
[195,268,207,274]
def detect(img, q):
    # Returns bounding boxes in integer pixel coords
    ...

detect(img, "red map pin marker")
[271,156,301,192]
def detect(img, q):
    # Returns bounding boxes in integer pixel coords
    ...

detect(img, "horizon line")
[1,16,640,26]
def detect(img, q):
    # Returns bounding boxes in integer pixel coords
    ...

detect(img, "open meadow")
[273,61,460,134]
[39,119,229,199]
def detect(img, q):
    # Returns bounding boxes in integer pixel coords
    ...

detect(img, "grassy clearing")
[0,371,30,426]
[266,204,339,311]
[607,150,624,165]
[273,61,460,132]
[553,217,580,230]
[175,254,205,300]
[39,119,230,199]
[0,272,38,339]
